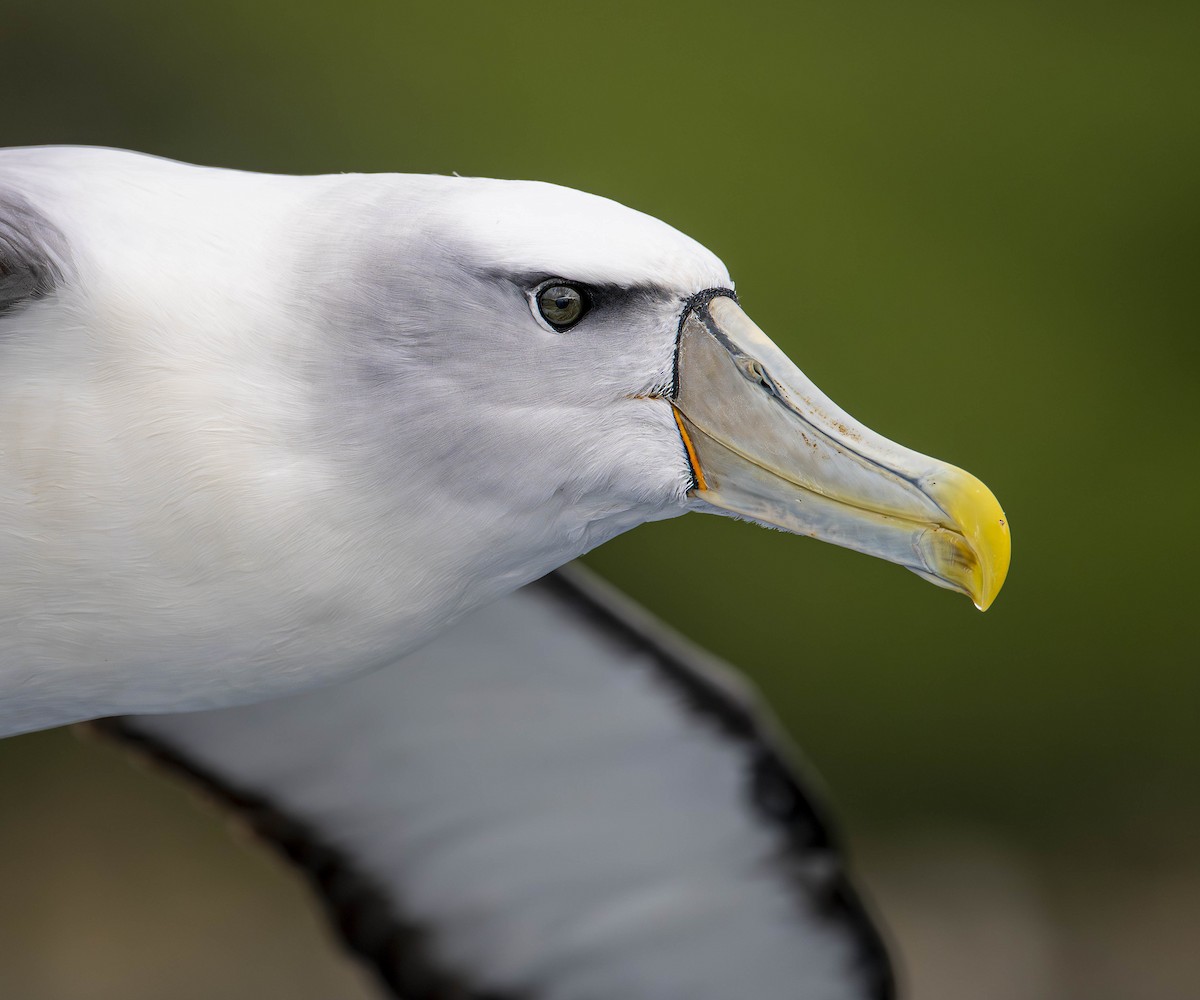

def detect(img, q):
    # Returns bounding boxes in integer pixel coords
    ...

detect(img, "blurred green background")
[1,1,1197,998]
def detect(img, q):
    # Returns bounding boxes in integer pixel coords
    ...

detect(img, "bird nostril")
[742,359,778,397]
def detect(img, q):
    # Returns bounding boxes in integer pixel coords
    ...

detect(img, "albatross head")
[301,173,1009,611]
[0,147,1014,730]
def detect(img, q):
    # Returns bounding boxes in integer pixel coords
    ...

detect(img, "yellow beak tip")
[947,474,1011,613]
[918,467,1010,611]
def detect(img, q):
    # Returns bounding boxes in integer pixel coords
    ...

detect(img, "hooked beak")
[671,293,1010,610]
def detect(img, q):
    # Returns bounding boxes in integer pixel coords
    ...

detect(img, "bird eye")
[536,283,587,330]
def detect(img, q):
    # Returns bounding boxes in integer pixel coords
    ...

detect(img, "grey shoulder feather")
[0,188,71,316]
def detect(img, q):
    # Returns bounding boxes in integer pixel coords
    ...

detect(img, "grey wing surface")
[105,566,893,1000]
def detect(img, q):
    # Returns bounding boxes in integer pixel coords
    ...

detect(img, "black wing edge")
[89,564,896,1000]
[86,714,522,1000]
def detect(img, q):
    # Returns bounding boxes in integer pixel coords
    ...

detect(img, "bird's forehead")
[431,177,732,292]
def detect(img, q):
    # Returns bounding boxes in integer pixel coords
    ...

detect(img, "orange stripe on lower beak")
[671,405,708,492]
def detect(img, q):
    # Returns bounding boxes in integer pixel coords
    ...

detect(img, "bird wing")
[103,565,893,1000]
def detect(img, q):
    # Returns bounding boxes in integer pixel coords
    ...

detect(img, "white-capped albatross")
[0,146,1010,999]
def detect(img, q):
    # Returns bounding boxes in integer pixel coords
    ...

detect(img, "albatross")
[0,146,1010,999]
